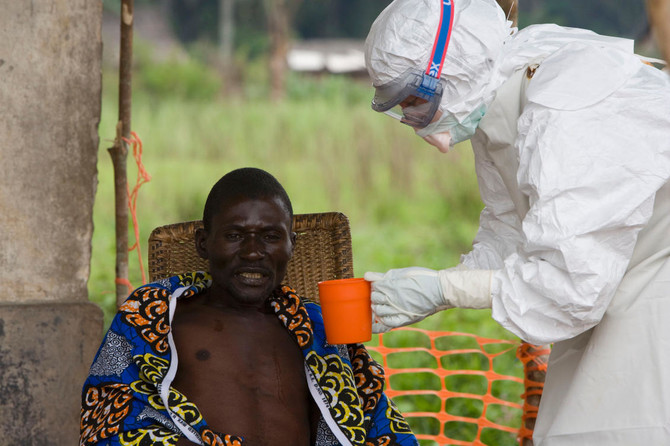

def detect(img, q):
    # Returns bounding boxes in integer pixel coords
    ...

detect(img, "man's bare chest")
[169,302,314,444]
[171,307,308,400]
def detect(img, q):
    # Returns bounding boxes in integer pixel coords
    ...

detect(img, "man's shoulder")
[124,271,211,301]
[297,295,322,317]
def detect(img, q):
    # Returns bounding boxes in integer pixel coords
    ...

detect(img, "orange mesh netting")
[366,327,548,446]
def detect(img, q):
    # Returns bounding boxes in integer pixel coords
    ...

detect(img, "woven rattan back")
[147,212,353,301]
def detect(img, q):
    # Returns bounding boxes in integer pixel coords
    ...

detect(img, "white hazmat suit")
[364,0,670,444]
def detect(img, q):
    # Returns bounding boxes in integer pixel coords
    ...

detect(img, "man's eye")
[225,233,242,241]
[264,233,282,242]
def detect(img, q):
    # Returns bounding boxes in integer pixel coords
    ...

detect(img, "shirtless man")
[80,168,418,446]
[171,175,313,445]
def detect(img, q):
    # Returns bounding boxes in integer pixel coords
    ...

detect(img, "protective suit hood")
[365,0,638,125]
[365,0,512,123]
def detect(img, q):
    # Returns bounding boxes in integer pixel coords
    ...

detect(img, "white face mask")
[415,104,487,152]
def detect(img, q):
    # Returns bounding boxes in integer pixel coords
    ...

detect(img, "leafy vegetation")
[140,0,648,44]
[94,62,495,329]
[519,0,648,38]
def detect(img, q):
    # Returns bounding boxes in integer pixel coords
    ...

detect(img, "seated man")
[80,167,418,446]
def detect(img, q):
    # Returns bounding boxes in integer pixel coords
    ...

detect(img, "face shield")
[369,0,454,129]
[371,70,444,128]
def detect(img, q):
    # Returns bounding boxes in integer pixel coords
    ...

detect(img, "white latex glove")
[364,266,494,333]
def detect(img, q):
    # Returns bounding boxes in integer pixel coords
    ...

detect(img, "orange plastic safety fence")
[366,327,546,446]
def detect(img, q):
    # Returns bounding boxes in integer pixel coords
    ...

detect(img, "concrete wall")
[0,0,104,444]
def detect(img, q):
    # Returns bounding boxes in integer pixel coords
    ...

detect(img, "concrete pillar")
[0,1,103,444]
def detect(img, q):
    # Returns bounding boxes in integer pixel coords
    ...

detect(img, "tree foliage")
[167,0,393,48]
[160,0,649,54]
[518,0,648,38]
[294,0,394,39]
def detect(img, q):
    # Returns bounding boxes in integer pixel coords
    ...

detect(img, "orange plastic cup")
[317,277,372,344]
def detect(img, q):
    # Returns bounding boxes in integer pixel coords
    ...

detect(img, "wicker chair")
[148,212,353,300]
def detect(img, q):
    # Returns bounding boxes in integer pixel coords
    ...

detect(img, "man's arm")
[81,285,185,446]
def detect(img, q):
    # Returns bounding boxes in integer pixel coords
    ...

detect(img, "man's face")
[196,195,295,309]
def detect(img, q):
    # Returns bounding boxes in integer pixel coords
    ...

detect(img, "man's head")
[196,168,296,308]
[365,0,512,151]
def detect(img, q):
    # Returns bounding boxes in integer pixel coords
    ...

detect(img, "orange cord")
[121,131,151,287]
[515,342,550,443]
[115,277,134,294]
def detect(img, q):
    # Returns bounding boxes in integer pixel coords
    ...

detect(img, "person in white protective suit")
[363,0,670,444]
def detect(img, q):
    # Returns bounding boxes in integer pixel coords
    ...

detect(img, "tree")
[518,0,646,37]
[219,0,237,93]
[646,0,670,64]
[263,0,302,100]
[496,0,519,26]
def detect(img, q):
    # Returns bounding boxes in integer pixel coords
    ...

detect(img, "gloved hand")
[364,266,494,333]
[365,267,445,332]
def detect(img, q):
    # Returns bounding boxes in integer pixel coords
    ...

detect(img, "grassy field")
[92,70,505,333]
[90,67,523,444]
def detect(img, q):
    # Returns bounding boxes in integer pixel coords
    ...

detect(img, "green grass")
[92,71,495,331]
[91,67,525,443]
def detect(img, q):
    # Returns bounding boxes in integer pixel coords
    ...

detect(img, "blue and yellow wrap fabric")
[80,272,418,446]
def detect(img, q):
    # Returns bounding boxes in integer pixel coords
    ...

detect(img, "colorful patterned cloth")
[80,272,418,446]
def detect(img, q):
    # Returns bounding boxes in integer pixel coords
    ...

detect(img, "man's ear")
[195,227,209,260]
[289,231,297,256]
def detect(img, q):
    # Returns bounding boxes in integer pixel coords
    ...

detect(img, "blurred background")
[93,0,663,331]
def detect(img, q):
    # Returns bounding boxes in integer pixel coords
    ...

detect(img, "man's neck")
[198,286,276,314]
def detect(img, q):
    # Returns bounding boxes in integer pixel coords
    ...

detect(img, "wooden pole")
[517,342,550,446]
[647,0,670,65]
[496,0,518,27]
[109,0,134,307]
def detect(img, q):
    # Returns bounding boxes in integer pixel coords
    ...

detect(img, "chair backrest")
[147,212,354,301]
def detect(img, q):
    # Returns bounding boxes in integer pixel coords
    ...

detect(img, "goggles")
[371,0,455,129]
